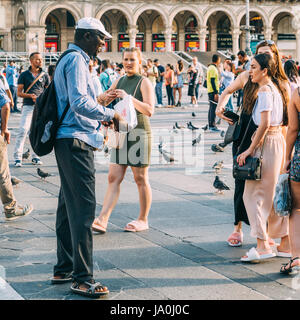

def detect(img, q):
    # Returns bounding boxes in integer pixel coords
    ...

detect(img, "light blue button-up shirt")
[54,44,115,149]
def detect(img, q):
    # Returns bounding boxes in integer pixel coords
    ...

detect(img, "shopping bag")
[113,95,138,132]
[273,173,292,217]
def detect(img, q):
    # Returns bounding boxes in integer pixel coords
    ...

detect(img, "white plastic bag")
[273,173,292,217]
[113,95,138,132]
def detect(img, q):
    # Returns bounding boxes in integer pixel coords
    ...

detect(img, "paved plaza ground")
[1,86,300,301]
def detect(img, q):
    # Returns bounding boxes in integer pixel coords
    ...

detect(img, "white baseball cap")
[76,17,112,39]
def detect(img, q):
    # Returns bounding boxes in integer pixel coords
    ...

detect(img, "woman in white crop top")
[237,53,290,262]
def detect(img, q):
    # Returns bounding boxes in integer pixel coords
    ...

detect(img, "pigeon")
[103,145,110,157]
[22,148,30,160]
[187,121,199,130]
[175,122,184,129]
[11,176,21,186]
[220,130,225,138]
[192,112,196,117]
[202,124,208,131]
[213,176,230,194]
[158,142,164,154]
[212,161,224,173]
[162,150,175,163]
[37,168,51,180]
[192,133,202,146]
[211,144,224,153]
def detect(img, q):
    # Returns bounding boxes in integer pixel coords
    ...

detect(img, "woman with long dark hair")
[284,59,300,94]
[237,53,288,261]
[280,81,300,273]
[216,40,290,255]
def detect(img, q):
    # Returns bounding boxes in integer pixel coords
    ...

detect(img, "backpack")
[156,66,162,83]
[29,49,76,157]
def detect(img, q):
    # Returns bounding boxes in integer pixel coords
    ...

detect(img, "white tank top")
[252,84,283,126]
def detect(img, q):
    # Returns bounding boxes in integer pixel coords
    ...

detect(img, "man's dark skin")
[52,29,123,294]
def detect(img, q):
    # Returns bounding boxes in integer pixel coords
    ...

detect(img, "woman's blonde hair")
[243,41,289,118]
[122,47,143,74]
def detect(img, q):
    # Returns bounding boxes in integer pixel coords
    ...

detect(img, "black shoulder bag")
[232,119,266,180]
[232,84,274,180]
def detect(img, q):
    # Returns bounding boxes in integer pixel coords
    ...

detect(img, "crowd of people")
[0,16,299,298]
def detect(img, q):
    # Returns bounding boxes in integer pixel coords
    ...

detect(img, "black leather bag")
[233,155,262,180]
[232,119,266,181]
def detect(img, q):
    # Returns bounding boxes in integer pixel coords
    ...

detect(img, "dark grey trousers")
[53,138,96,283]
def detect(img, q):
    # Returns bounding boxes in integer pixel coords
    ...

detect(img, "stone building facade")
[1,0,300,59]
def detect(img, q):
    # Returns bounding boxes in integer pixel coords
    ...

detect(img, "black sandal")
[70,279,109,298]
[280,257,300,275]
[50,272,73,284]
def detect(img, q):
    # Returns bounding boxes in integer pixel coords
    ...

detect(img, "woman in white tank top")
[237,53,289,262]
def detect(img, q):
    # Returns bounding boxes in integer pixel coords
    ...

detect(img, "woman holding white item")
[92,47,155,234]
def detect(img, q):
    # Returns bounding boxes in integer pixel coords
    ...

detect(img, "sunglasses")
[116,69,121,72]
[257,40,275,47]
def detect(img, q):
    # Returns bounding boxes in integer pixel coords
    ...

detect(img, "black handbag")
[232,118,267,181]
[232,83,275,180]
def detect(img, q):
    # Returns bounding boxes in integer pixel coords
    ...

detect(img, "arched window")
[185,16,198,33]
[118,16,128,33]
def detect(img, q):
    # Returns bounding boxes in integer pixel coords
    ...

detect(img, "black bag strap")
[237,84,274,158]
[54,49,77,126]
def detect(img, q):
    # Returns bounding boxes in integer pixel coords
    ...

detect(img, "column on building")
[128,25,138,48]
[296,29,300,63]
[231,27,241,55]
[164,26,172,52]
[264,26,273,41]
[210,28,217,52]
[111,25,118,52]
[178,25,185,51]
[145,27,152,52]
[198,27,207,52]
[26,26,46,53]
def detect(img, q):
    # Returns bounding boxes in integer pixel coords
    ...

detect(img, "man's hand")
[30,94,37,103]
[112,112,127,132]
[214,94,219,102]
[10,101,14,108]
[1,129,10,144]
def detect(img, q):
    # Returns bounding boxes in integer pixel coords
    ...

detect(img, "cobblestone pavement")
[1,86,300,300]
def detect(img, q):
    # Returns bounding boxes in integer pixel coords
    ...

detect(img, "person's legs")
[13,105,34,162]
[288,180,300,264]
[0,135,16,212]
[155,82,162,105]
[195,83,200,100]
[54,138,96,284]
[178,87,182,104]
[9,85,18,111]
[208,93,217,127]
[130,166,152,223]
[166,85,171,105]
[173,87,177,104]
[94,164,127,229]
[53,187,73,277]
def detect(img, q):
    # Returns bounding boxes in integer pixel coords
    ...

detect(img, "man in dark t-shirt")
[14,52,50,167]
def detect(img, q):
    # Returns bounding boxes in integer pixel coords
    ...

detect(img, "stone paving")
[1,87,300,300]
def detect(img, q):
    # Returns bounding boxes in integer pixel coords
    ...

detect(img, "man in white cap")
[51,17,123,298]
